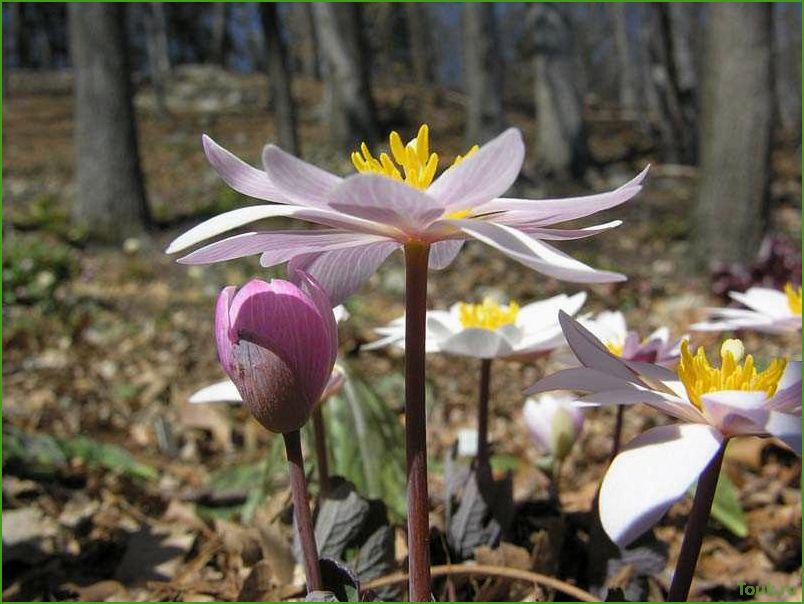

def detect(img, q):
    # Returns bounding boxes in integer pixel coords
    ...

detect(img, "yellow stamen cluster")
[458,298,520,331]
[677,338,787,410]
[351,124,479,191]
[605,341,624,356]
[784,283,802,316]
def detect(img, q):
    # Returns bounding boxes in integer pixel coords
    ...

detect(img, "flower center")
[784,283,802,316]
[351,124,478,191]
[605,340,624,356]
[459,298,520,331]
[677,338,787,410]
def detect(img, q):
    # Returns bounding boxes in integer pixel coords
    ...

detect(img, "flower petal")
[327,173,445,233]
[486,165,649,225]
[428,128,525,211]
[439,328,514,359]
[288,241,401,306]
[456,220,626,283]
[262,144,342,208]
[429,239,465,270]
[763,412,802,456]
[730,287,792,318]
[600,423,724,547]
[166,204,398,255]
[228,279,336,406]
[189,379,242,404]
[526,367,633,395]
[557,311,638,381]
[767,362,802,412]
[215,286,237,377]
[202,135,289,203]
[519,220,623,240]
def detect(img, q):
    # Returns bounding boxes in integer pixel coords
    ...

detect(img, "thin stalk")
[476,358,492,471]
[404,242,432,602]
[667,443,727,601]
[610,405,625,463]
[283,429,323,592]
[312,405,330,495]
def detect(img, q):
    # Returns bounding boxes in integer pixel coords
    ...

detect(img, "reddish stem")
[610,405,625,463]
[404,242,432,601]
[476,358,492,471]
[312,405,330,494]
[283,429,323,592]
[667,443,726,601]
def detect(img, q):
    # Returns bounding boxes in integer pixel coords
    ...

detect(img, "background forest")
[2,3,802,602]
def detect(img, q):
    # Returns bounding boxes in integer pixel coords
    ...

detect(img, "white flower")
[692,284,802,334]
[580,310,683,366]
[529,312,801,546]
[523,393,585,461]
[367,292,586,360]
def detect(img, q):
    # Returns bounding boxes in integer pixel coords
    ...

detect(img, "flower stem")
[667,443,726,601]
[476,358,492,471]
[404,242,432,602]
[610,405,625,463]
[283,429,323,592]
[312,405,330,495]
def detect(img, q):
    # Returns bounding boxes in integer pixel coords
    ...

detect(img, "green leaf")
[688,473,748,538]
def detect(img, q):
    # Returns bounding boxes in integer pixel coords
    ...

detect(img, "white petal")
[763,412,802,456]
[428,128,525,211]
[730,287,792,318]
[600,423,724,547]
[202,135,289,203]
[262,144,342,208]
[189,380,242,404]
[439,328,514,359]
[526,367,634,395]
[429,240,465,270]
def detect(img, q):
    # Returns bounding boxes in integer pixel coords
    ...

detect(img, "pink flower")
[580,310,683,366]
[167,125,648,304]
[215,272,338,433]
[529,312,801,546]
[523,393,585,461]
[692,284,802,335]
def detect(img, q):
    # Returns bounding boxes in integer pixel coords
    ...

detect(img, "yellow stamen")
[351,124,478,191]
[677,339,787,410]
[458,298,520,331]
[784,283,802,316]
[605,341,624,356]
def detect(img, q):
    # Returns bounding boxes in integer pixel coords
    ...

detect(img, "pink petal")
[165,204,399,255]
[288,241,401,306]
[525,367,633,395]
[456,220,626,283]
[600,423,724,547]
[485,165,649,225]
[261,144,342,208]
[763,412,802,456]
[228,279,337,407]
[189,379,242,404]
[429,239,465,270]
[327,173,445,234]
[215,286,237,377]
[202,135,289,203]
[767,362,802,412]
[428,128,525,211]
[556,311,638,381]
[519,220,623,240]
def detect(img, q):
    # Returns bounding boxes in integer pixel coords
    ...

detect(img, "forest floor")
[2,68,802,602]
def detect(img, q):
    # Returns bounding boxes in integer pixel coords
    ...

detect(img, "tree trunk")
[772,3,801,132]
[463,3,505,144]
[261,3,299,155]
[529,3,588,179]
[69,4,149,241]
[611,3,637,111]
[694,4,773,267]
[210,3,228,67]
[312,3,378,148]
[143,2,170,118]
[404,3,435,90]
[294,3,320,80]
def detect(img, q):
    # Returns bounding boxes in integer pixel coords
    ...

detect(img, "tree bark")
[611,3,637,111]
[693,4,773,267]
[463,3,505,144]
[210,3,228,67]
[312,3,378,148]
[404,3,436,90]
[69,3,149,241]
[143,3,170,118]
[295,3,320,80]
[529,3,588,179]
[260,3,299,155]
[772,3,801,132]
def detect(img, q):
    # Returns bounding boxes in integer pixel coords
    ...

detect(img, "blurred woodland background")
[2,3,802,602]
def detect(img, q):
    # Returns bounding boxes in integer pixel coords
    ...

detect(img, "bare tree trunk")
[611,3,637,111]
[210,3,228,67]
[143,3,170,118]
[261,3,299,155]
[772,4,801,132]
[312,3,378,148]
[694,4,773,267]
[69,4,149,241]
[404,3,435,90]
[294,3,320,80]
[463,3,505,144]
[529,3,588,179]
